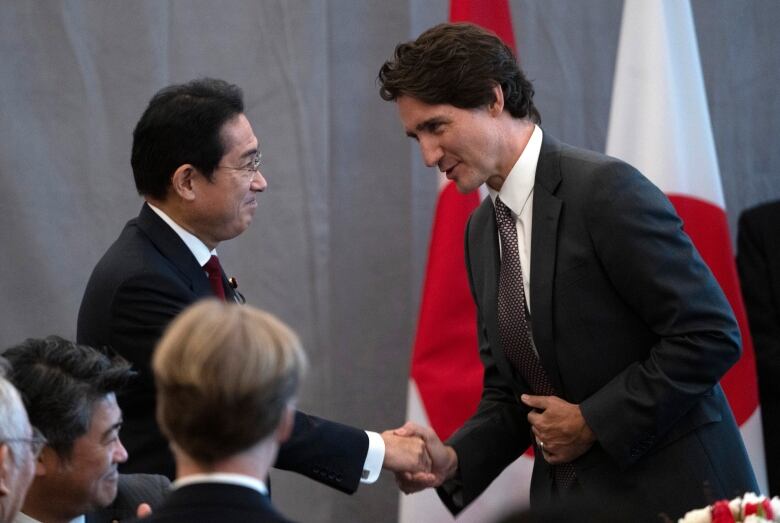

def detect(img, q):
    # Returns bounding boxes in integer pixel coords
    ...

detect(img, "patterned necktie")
[203,255,226,302]
[494,196,576,489]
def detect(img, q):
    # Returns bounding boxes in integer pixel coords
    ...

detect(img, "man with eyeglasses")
[0,363,38,523]
[3,336,169,523]
[77,78,428,489]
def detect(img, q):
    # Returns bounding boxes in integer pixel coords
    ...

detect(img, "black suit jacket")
[85,474,170,523]
[437,134,757,521]
[737,200,780,495]
[138,483,293,523]
[77,203,368,492]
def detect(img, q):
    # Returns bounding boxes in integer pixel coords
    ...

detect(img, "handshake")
[380,422,459,493]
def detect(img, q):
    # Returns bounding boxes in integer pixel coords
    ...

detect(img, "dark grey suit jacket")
[77,204,368,491]
[437,133,757,521]
[86,474,170,523]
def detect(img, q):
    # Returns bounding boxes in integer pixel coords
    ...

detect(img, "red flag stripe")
[411,183,481,440]
[668,194,759,424]
[450,0,516,53]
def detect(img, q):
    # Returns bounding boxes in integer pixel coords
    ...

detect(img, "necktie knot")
[494,196,512,224]
[203,255,226,301]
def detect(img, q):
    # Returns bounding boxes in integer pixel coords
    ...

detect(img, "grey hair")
[0,373,31,462]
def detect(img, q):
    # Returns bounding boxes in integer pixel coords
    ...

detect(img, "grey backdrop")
[1,1,778,522]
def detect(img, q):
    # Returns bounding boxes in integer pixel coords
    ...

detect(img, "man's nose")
[419,138,443,168]
[251,170,268,192]
[114,438,129,463]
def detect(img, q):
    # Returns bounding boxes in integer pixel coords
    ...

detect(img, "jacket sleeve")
[275,410,369,494]
[436,213,532,515]
[577,164,741,468]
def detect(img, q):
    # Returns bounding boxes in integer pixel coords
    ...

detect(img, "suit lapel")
[530,134,565,394]
[136,203,213,298]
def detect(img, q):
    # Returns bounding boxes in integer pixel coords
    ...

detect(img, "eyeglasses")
[217,151,262,174]
[2,426,48,458]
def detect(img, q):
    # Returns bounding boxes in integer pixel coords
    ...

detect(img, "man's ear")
[35,446,57,477]
[0,444,10,496]
[275,404,296,444]
[488,83,505,116]
[170,164,198,202]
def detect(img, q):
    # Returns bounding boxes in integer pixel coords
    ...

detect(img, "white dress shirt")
[486,124,543,311]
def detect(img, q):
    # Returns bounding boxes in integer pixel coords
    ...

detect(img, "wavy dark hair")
[378,22,540,123]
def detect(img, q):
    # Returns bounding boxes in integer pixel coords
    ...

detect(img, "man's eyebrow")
[406,117,448,139]
[240,147,258,160]
[419,117,448,132]
[102,420,123,440]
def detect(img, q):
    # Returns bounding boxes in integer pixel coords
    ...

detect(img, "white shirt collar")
[147,203,216,267]
[172,472,269,496]
[488,124,543,215]
[14,512,84,523]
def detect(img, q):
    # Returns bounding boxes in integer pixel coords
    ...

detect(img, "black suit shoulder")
[140,483,294,523]
[740,199,780,224]
[86,473,170,523]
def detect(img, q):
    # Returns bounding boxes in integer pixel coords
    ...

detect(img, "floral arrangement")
[679,493,780,522]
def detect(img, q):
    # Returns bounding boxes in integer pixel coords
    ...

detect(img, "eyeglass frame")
[216,151,262,174]
[2,426,48,458]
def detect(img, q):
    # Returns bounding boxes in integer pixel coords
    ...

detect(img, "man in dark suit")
[3,337,169,523]
[378,23,757,520]
[77,79,427,488]
[738,200,780,496]
[147,300,307,523]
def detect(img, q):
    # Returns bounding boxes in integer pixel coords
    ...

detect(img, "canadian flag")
[399,1,534,522]
[606,0,768,492]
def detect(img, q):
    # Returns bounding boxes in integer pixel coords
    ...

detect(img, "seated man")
[3,337,170,523]
[0,364,38,523]
[146,299,307,522]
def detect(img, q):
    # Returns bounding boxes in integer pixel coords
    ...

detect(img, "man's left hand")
[521,394,596,464]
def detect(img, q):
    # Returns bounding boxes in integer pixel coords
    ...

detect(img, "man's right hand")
[391,421,458,494]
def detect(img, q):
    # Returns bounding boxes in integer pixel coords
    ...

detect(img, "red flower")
[744,499,774,519]
[712,500,736,523]
[764,499,775,520]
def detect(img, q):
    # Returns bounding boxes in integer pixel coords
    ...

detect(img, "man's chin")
[454,181,480,194]
[96,483,120,509]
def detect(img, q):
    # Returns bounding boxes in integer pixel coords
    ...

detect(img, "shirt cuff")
[360,430,385,484]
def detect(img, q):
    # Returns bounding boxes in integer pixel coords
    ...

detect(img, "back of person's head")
[153,300,307,465]
[0,363,36,523]
[3,336,134,457]
[378,22,540,123]
[131,77,245,201]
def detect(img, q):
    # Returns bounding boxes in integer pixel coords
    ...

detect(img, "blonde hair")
[153,300,306,464]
